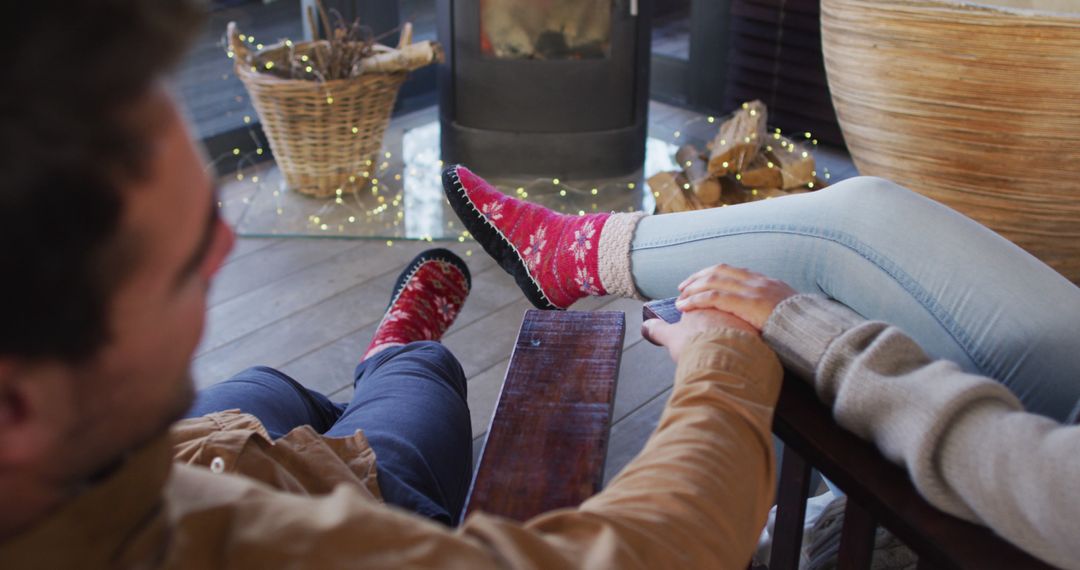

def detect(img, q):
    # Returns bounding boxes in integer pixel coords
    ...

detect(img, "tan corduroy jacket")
[0,330,782,569]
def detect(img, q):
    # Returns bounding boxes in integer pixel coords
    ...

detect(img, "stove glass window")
[479,0,612,59]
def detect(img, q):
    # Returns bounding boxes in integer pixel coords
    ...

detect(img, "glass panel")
[219,109,677,240]
[479,0,611,59]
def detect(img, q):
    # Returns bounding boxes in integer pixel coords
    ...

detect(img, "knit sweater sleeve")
[762,294,1080,570]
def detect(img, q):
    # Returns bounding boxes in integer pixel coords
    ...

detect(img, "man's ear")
[0,360,68,468]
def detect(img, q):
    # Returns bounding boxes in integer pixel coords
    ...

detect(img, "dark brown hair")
[0,0,206,361]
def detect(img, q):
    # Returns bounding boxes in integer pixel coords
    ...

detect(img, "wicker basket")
[821,0,1080,283]
[229,25,406,198]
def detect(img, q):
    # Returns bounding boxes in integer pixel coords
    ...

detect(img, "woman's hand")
[675,264,798,331]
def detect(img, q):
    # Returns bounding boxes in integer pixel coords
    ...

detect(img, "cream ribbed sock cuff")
[597,212,646,300]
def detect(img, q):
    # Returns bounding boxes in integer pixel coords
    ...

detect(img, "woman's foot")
[362,248,471,360]
[442,165,644,309]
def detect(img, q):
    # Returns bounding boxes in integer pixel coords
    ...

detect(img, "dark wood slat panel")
[738,0,823,15]
[463,310,625,522]
[725,0,845,145]
[730,21,824,50]
[732,2,822,27]
[770,444,813,570]
[837,499,877,570]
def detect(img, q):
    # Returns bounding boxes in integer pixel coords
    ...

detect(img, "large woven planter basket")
[821,0,1080,282]
[229,25,406,198]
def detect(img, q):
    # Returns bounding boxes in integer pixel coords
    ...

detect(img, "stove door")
[453,0,640,133]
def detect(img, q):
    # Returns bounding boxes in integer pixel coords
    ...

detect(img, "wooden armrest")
[643,298,1055,570]
[462,309,625,523]
[773,376,1054,569]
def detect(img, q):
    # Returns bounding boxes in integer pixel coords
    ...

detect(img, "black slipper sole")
[441,165,560,310]
[385,248,472,312]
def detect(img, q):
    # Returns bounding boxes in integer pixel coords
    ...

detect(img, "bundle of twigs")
[232,0,441,83]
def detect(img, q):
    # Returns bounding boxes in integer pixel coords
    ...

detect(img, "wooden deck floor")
[196,236,674,483]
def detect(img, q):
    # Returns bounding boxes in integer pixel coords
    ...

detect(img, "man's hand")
[675,264,797,331]
[642,309,757,362]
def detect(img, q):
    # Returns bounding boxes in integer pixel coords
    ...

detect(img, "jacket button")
[210,456,226,473]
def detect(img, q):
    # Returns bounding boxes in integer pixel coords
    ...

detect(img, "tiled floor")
[198,99,859,484]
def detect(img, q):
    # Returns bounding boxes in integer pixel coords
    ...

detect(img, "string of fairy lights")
[209,32,833,249]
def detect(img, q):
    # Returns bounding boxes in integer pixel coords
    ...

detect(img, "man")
[0,2,782,567]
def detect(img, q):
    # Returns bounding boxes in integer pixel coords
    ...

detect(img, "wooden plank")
[611,338,676,421]
[271,262,515,395]
[770,444,813,570]
[837,500,876,570]
[196,241,493,388]
[221,237,279,267]
[463,298,653,440]
[603,387,672,485]
[463,310,625,523]
[193,267,405,387]
[444,294,611,380]
[464,360,512,437]
[196,241,418,355]
[199,240,488,356]
[208,238,362,307]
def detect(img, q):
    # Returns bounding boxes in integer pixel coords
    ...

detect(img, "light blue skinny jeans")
[630,176,1080,423]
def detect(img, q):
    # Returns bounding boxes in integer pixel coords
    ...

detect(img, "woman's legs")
[631,176,1080,421]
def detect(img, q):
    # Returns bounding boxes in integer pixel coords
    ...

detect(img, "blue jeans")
[185,341,473,524]
[631,177,1080,422]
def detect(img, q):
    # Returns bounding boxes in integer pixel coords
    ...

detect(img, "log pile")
[649,101,824,213]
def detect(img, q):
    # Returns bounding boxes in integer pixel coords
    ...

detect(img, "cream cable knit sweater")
[762,294,1080,570]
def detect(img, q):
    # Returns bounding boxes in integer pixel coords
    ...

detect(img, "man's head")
[0,0,228,528]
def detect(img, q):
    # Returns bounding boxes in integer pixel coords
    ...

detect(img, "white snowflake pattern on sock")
[569,219,595,262]
[435,296,457,322]
[480,200,504,222]
[384,308,410,323]
[575,266,601,295]
[522,225,547,273]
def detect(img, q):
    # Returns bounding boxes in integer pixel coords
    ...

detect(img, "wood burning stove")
[437,0,652,178]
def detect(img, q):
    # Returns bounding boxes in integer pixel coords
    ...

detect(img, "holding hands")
[643,264,798,361]
[676,264,797,331]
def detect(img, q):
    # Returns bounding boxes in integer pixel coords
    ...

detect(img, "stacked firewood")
[649,100,823,213]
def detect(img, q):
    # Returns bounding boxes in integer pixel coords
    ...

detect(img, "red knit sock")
[363,249,471,360]
[444,165,643,309]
